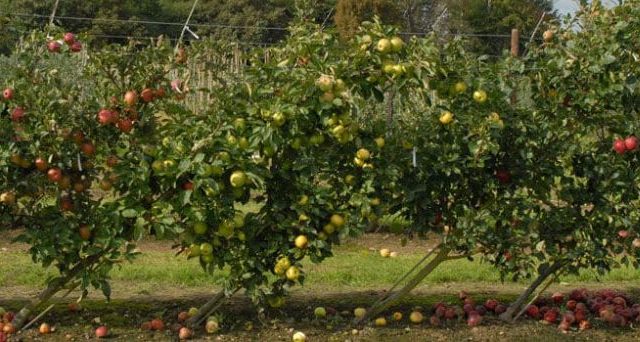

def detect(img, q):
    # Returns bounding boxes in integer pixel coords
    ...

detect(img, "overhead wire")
[2,11,525,39]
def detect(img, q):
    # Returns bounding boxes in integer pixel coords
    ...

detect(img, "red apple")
[47,41,62,53]
[566,300,577,311]
[495,169,511,184]
[11,107,25,121]
[557,320,570,332]
[178,327,192,340]
[2,88,13,100]
[95,326,108,338]
[526,305,540,319]
[579,320,591,330]
[574,310,587,323]
[177,311,189,322]
[543,310,558,324]
[155,87,166,98]
[435,306,446,318]
[551,292,564,304]
[70,41,82,53]
[63,32,76,45]
[150,319,164,331]
[81,142,96,156]
[39,322,51,334]
[3,312,14,323]
[613,139,626,154]
[563,311,576,325]
[35,158,48,172]
[79,225,91,242]
[47,168,62,182]
[467,313,482,327]
[624,136,638,151]
[463,303,474,313]
[68,302,81,312]
[618,230,630,239]
[484,299,498,312]
[117,118,134,133]
[613,296,627,307]
[2,323,15,334]
[495,304,507,315]
[98,109,115,125]
[429,315,440,326]
[444,308,456,320]
[140,321,152,330]
[124,91,138,107]
[182,182,194,191]
[60,196,74,212]
[141,88,154,102]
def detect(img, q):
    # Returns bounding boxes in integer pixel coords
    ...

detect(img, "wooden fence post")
[510,29,520,57]
[510,28,520,106]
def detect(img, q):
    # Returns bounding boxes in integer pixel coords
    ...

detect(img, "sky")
[555,0,580,15]
[554,0,617,15]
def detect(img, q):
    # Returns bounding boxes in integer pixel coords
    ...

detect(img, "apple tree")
[0,29,181,329]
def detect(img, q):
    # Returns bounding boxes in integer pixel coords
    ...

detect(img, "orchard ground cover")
[2,233,640,341]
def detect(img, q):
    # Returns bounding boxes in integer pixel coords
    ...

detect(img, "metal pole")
[176,0,200,50]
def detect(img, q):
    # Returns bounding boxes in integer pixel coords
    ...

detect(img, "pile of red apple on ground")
[0,308,16,340]
[526,288,639,332]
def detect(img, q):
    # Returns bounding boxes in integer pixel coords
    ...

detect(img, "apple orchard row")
[1,1,640,339]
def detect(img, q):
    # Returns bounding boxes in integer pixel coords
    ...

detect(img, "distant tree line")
[0,0,555,55]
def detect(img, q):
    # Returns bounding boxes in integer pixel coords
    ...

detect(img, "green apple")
[316,75,334,92]
[454,81,467,94]
[272,112,286,127]
[163,160,176,170]
[188,243,201,257]
[314,307,327,318]
[233,118,246,131]
[473,90,488,103]
[286,266,300,281]
[291,137,303,150]
[201,254,214,264]
[230,171,247,188]
[238,137,249,150]
[390,36,404,52]
[200,242,213,255]
[376,38,392,53]
[151,160,164,172]
[193,221,208,235]
[375,137,385,148]
[217,151,231,163]
[233,214,245,228]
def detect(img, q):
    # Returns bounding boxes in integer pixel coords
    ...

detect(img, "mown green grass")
[1,242,639,291]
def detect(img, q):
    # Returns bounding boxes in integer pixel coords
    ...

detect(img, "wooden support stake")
[510,29,520,57]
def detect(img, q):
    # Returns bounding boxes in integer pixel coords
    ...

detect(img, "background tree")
[334,0,401,39]
[447,0,555,55]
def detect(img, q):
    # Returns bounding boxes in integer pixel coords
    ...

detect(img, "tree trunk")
[185,287,240,328]
[357,247,450,324]
[499,260,566,322]
[13,253,104,329]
